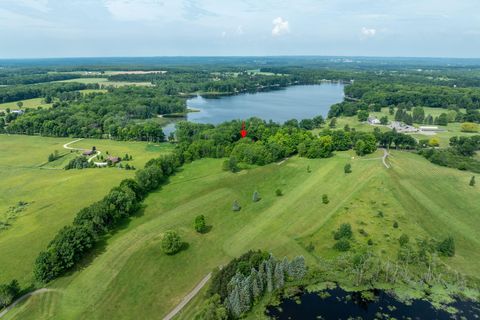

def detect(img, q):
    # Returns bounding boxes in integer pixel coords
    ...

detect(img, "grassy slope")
[0,98,52,112]
[5,149,479,320]
[0,135,172,287]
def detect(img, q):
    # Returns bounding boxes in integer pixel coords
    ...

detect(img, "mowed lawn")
[0,135,173,287]
[0,98,52,112]
[5,149,479,320]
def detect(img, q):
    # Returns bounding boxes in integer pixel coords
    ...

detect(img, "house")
[107,156,121,164]
[419,126,440,131]
[82,150,95,156]
[11,110,24,115]
[367,116,381,125]
[388,121,418,133]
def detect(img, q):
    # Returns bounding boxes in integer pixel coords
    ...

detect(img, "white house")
[367,116,381,125]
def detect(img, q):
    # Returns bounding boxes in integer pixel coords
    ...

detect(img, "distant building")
[419,126,440,131]
[107,156,121,164]
[11,110,24,115]
[388,121,418,133]
[367,116,381,125]
[82,150,95,156]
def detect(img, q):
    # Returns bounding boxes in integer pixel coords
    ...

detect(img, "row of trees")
[34,153,182,282]
[0,82,94,104]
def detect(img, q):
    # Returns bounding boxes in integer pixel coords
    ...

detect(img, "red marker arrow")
[240,121,247,138]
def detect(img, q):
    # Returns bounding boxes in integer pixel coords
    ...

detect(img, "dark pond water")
[266,287,480,320]
[162,84,344,135]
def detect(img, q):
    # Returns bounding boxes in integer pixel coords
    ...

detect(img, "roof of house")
[107,156,120,163]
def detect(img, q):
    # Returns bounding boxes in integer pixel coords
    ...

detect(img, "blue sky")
[0,0,479,58]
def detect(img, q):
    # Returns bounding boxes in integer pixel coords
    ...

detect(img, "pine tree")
[287,256,307,280]
[251,268,261,300]
[257,262,266,294]
[470,176,476,187]
[265,259,274,293]
[239,276,252,313]
[232,200,241,212]
[274,262,285,289]
[252,191,261,202]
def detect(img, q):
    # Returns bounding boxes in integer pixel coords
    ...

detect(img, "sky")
[0,0,479,59]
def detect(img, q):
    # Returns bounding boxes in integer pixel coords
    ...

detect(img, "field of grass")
[0,135,173,288]
[4,148,479,319]
[0,98,52,112]
[56,78,153,87]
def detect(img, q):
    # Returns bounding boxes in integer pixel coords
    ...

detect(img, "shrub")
[194,215,207,233]
[162,230,182,255]
[399,234,409,247]
[393,221,399,228]
[222,157,239,173]
[232,200,241,212]
[306,242,315,252]
[252,191,261,202]
[322,194,329,204]
[275,189,283,196]
[344,163,352,174]
[334,223,352,240]
[0,280,20,308]
[470,176,476,187]
[333,239,351,251]
[367,239,373,246]
[461,122,479,133]
[437,236,455,257]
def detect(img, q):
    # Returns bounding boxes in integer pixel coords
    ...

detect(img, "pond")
[162,83,344,136]
[266,287,480,320]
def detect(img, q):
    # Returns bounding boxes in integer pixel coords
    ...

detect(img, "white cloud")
[361,27,376,38]
[272,16,289,36]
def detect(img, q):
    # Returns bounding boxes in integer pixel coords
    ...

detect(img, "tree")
[437,236,455,257]
[334,223,352,240]
[428,137,440,147]
[412,107,425,123]
[357,110,369,122]
[275,188,283,196]
[399,234,409,247]
[329,117,337,128]
[435,113,448,126]
[470,176,476,187]
[287,256,307,280]
[16,101,23,108]
[223,157,239,173]
[344,163,352,174]
[355,140,366,156]
[252,191,261,202]
[161,230,182,255]
[0,280,20,308]
[380,116,389,125]
[393,221,399,228]
[333,239,350,251]
[273,262,285,289]
[322,194,329,204]
[461,122,479,133]
[232,200,241,212]
[194,215,207,233]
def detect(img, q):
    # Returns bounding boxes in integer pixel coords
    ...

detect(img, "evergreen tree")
[232,200,241,212]
[344,163,352,173]
[470,176,476,187]
[273,262,285,289]
[251,269,261,300]
[252,191,261,202]
[287,256,307,280]
[265,259,274,293]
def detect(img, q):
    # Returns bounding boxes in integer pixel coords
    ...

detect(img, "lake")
[162,83,344,135]
[266,287,480,320]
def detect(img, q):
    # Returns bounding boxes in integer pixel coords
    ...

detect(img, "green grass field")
[4,148,479,319]
[0,98,52,112]
[0,135,173,288]
[56,78,153,87]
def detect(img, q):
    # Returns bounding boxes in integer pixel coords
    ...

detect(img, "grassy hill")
[4,149,479,319]
[0,135,172,287]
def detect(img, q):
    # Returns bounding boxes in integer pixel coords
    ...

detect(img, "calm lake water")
[266,287,480,320]
[162,84,344,135]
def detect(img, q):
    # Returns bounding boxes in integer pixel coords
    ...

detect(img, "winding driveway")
[382,148,391,168]
[63,138,102,163]
[0,289,54,318]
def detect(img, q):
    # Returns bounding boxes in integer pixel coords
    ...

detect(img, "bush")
[437,236,455,257]
[252,191,261,202]
[333,239,351,251]
[275,188,283,196]
[222,157,239,173]
[398,234,409,247]
[194,215,207,233]
[232,200,241,212]
[0,280,20,308]
[334,223,353,240]
[161,230,182,255]
[322,194,329,204]
[344,163,352,174]
[461,122,479,133]
[367,239,373,246]
[393,221,399,228]
[306,242,315,252]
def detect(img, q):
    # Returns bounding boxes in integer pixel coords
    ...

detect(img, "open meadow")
[0,98,52,112]
[4,149,479,319]
[0,135,173,287]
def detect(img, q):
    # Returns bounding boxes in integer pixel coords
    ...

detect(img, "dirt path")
[63,138,101,163]
[162,272,212,320]
[0,289,53,318]
[277,157,289,165]
[382,148,390,169]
